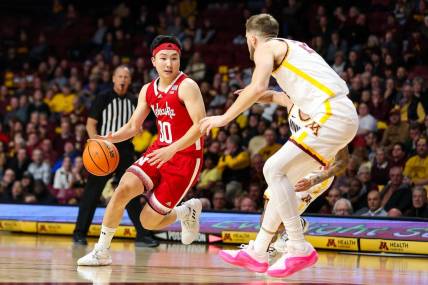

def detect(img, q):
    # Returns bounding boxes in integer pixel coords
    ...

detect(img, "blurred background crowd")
[0,0,427,218]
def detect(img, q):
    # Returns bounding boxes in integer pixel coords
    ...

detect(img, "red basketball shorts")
[127,146,203,215]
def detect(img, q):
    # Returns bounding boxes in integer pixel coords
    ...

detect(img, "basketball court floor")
[0,232,427,284]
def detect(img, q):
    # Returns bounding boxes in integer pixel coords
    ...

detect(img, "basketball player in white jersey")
[200,14,358,277]
[255,89,348,254]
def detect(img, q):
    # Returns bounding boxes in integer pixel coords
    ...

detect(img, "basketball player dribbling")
[255,89,349,254]
[78,35,206,266]
[200,14,358,277]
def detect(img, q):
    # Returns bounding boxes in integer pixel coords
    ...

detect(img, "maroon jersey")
[145,72,203,155]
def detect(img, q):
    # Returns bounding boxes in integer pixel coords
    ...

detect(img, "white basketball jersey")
[271,38,349,118]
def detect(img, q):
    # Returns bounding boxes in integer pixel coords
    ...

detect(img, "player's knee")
[111,182,134,204]
[263,157,278,182]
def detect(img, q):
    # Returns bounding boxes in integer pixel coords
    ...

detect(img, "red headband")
[152,43,181,57]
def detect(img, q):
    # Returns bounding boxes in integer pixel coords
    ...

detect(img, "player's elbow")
[128,122,140,135]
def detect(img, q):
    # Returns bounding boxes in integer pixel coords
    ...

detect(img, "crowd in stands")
[0,0,428,218]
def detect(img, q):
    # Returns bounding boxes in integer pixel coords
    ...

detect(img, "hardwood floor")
[0,232,427,284]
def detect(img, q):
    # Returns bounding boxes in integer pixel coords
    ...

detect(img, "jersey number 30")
[158,121,173,143]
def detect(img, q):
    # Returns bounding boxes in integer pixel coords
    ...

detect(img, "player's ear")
[250,34,257,47]
[151,56,156,67]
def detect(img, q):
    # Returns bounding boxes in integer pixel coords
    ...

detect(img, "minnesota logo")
[223,233,232,242]
[379,242,389,250]
[326,239,337,247]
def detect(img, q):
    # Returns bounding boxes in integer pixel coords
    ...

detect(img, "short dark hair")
[246,13,279,38]
[150,35,182,55]
[113,65,130,76]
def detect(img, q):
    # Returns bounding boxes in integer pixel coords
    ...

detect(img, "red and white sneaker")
[218,241,269,273]
[267,241,318,278]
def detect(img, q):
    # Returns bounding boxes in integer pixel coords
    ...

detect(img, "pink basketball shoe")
[267,242,318,278]
[218,241,269,273]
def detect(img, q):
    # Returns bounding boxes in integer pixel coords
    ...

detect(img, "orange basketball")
[83,139,120,176]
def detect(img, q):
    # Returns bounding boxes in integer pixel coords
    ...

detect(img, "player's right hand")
[294,178,312,192]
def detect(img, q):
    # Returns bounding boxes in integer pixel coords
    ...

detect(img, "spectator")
[322,187,342,214]
[332,52,346,75]
[28,90,50,117]
[381,107,409,148]
[27,149,51,185]
[404,187,428,218]
[326,32,348,63]
[389,143,407,168]
[357,165,378,193]
[381,166,412,212]
[33,179,57,204]
[355,190,387,217]
[249,153,265,186]
[248,182,263,210]
[53,156,73,199]
[400,83,425,124]
[212,189,227,210]
[184,52,206,81]
[357,102,377,135]
[371,147,390,186]
[0,168,16,200]
[258,128,281,161]
[239,196,257,212]
[405,122,422,155]
[196,152,221,191]
[9,181,25,203]
[333,198,353,216]
[368,88,391,122]
[217,135,250,185]
[40,138,58,166]
[7,148,30,180]
[0,153,7,180]
[194,19,215,44]
[199,197,212,210]
[403,136,428,187]
[50,84,76,114]
[388,208,403,217]
[345,177,367,212]
[71,156,87,189]
[21,171,34,193]
[92,18,107,47]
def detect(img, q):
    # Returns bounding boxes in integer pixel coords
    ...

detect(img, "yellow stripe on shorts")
[290,131,329,166]
[319,100,332,124]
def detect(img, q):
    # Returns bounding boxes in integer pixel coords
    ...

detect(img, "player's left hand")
[147,146,176,168]
[199,115,228,135]
[294,178,313,192]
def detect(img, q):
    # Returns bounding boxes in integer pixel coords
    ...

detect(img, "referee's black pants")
[74,145,148,238]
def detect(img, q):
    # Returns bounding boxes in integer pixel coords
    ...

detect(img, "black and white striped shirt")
[88,90,136,141]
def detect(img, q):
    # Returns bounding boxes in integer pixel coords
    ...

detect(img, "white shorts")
[290,96,358,166]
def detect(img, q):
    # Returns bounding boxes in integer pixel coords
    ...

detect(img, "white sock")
[253,198,281,254]
[96,225,116,249]
[174,204,190,221]
[283,215,304,242]
[268,175,306,243]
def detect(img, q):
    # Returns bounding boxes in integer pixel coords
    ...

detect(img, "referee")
[73,65,158,247]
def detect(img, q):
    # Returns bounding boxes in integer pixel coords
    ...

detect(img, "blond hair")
[246,13,279,38]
